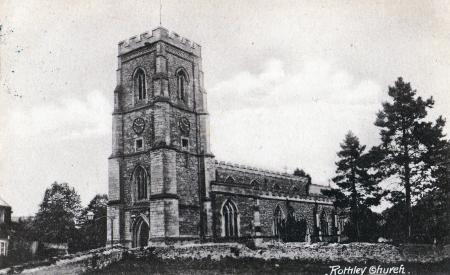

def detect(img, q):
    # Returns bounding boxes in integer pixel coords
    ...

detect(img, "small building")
[0,196,12,262]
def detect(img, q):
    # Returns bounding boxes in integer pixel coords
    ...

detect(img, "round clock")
[132,117,145,134]
[179,117,190,134]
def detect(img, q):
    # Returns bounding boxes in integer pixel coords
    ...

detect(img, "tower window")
[176,69,187,101]
[133,166,148,200]
[134,69,146,101]
[181,137,189,150]
[135,138,143,151]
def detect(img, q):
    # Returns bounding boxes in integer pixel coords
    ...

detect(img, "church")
[107,27,340,247]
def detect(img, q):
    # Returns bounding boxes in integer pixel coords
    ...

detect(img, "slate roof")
[0,196,11,207]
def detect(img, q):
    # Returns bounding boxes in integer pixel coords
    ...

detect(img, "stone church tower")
[107,27,215,247]
[108,27,338,248]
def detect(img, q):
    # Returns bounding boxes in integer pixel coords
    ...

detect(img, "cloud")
[209,58,386,183]
[1,90,112,216]
[8,90,112,143]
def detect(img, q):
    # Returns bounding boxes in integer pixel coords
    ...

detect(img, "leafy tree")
[74,194,108,251]
[412,192,448,243]
[429,140,450,242]
[8,217,39,265]
[381,192,408,242]
[293,168,312,184]
[382,189,449,244]
[340,207,383,243]
[34,182,82,244]
[374,77,446,240]
[323,131,383,241]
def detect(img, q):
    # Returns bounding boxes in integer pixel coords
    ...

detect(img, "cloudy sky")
[1,0,449,216]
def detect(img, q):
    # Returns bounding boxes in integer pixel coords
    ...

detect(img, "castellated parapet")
[118,27,201,56]
[215,160,308,182]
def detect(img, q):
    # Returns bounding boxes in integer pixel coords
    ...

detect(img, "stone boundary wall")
[133,242,450,264]
[0,247,125,275]
[1,242,449,273]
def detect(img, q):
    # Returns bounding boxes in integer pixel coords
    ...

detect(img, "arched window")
[222,200,238,237]
[134,69,146,100]
[251,179,260,190]
[134,166,148,200]
[262,179,268,190]
[176,69,187,101]
[273,183,281,192]
[225,176,235,185]
[273,205,284,237]
[320,211,328,236]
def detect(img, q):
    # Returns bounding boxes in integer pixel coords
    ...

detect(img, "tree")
[381,192,408,242]
[74,194,108,251]
[374,77,446,241]
[34,182,82,244]
[8,217,39,265]
[323,131,383,241]
[424,140,450,243]
[293,168,312,184]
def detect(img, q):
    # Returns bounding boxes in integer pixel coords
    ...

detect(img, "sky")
[1,0,449,216]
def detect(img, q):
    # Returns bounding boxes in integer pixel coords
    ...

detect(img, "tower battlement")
[118,27,201,56]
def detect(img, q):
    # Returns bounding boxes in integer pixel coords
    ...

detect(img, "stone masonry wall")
[215,162,310,196]
[212,194,255,238]
[212,193,334,240]
[120,50,156,110]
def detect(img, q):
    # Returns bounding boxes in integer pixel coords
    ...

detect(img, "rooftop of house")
[0,196,11,208]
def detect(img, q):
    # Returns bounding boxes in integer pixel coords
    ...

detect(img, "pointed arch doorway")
[132,216,149,248]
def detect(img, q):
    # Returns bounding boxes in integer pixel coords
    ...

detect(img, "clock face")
[132,117,145,135]
[179,117,190,134]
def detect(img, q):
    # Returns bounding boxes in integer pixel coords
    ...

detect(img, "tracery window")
[176,69,187,101]
[134,166,148,200]
[320,211,328,236]
[134,69,146,100]
[273,205,284,237]
[222,200,239,237]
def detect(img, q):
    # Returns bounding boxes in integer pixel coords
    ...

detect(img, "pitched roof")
[0,196,11,207]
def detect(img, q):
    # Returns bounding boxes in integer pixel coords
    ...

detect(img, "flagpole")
[159,0,162,26]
